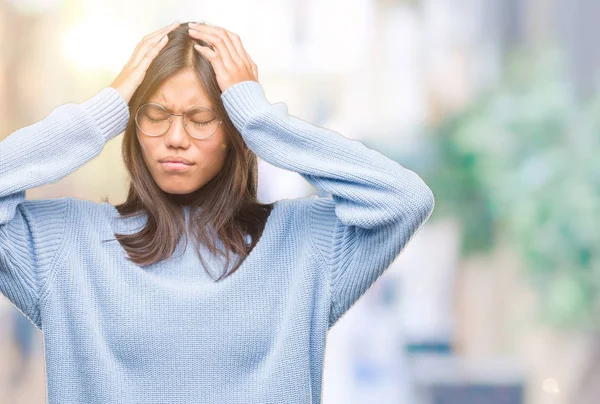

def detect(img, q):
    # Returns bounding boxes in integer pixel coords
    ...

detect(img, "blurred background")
[0,0,598,403]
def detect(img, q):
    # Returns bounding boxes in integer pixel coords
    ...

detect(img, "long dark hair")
[103,22,275,281]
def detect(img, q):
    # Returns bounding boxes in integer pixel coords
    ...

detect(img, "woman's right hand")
[110,21,181,104]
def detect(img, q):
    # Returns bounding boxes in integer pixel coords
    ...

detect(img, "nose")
[164,114,191,148]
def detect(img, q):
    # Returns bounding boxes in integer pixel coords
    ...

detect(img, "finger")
[188,26,240,68]
[189,30,237,71]
[251,58,258,80]
[223,31,245,66]
[221,29,251,69]
[129,23,177,68]
[225,31,257,79]
[251,62,258,81]
[189,25,243,68]
[134,34,169,74]
[143,21,180,42]
[130,22,180,66]
[133,22,178,57]
[138,22,179,53]
[193,43,228,76]
[214,27,258,81]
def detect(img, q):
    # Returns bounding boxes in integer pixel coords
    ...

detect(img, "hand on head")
[110,21,181,103]
[109,21,259,104]
[188,22,259,93]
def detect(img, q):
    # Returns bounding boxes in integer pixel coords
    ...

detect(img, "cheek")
[213,142,229,165]
[212,141,228,155]
[197,145,226,170]
[216,132,230,155]
[195,134,229,161]
[137,135,163,162]
[137,133,150,156]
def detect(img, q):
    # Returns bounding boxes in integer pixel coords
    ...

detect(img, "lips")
[159,157,194,165]
[160,161,193,172]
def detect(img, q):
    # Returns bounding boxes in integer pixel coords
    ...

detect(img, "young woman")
[0,20,434,403]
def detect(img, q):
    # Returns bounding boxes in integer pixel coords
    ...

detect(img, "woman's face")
[137,69,229,195]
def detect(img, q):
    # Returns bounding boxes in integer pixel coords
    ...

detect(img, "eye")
[193,119,214,127]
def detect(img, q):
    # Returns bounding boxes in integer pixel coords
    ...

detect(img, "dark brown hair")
[103,21,275,281]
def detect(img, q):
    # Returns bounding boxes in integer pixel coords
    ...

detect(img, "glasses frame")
[135,102,223,140]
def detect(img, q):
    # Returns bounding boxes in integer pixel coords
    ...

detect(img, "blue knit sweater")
[0,80,434,403]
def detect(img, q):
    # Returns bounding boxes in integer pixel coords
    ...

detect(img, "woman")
[0,20,434,403]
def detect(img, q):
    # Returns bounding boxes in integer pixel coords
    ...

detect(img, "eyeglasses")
[135,103,223,140]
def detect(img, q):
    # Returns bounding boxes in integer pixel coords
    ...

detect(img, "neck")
[167,192,197,206]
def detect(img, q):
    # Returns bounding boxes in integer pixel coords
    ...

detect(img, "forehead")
[147,70,214,112]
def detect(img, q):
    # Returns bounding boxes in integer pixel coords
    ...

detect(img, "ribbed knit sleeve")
[220,80,435,328]
[0,86,129,328]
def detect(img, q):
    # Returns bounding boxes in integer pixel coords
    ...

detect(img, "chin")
[158,183,200,195]
[164,188,198,195]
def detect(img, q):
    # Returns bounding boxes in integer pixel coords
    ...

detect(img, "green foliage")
[425,49,600,329]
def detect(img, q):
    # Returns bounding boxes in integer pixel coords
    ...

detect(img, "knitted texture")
[0,81,434,403]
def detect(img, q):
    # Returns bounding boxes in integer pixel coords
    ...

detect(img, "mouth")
[160,161,194,172]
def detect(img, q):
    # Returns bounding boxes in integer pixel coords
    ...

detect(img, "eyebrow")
[151,94,214,111]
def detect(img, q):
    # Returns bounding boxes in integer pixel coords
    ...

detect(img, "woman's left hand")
[188,22,259,93]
